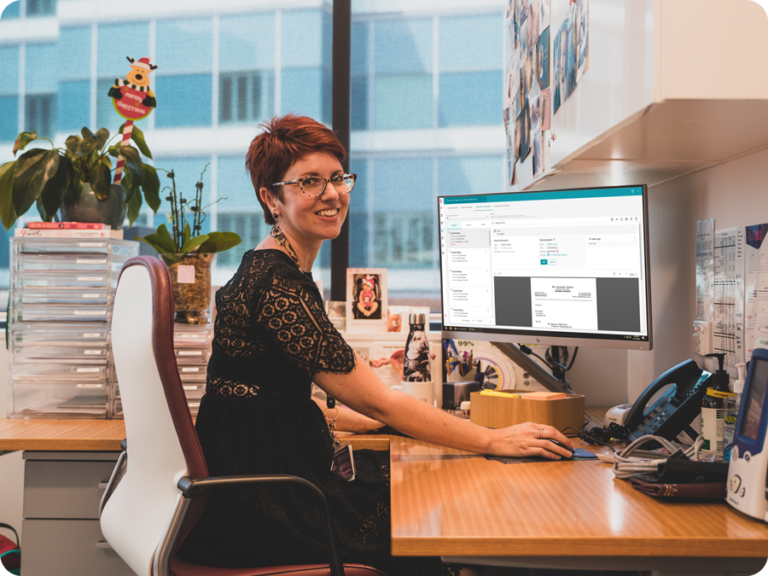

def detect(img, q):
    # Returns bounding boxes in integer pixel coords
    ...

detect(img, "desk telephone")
[625,359,713,443]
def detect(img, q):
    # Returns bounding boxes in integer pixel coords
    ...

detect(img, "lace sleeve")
[253,273,356,379]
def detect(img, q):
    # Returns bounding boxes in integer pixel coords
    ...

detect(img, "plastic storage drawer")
[174,347,211,363]
[179,365,207,381]
[11,303,109,323]
[9,324,110,347]
[13,253,125,274]
[10,383,108,419]
[11,363,110,381]
[12,271,115,290]
[174,325,213,347]
[12,237,137,256]
[13,287,110,305]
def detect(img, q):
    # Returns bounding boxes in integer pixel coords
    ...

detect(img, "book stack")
[7,235,139,419]
[15,222,124,239]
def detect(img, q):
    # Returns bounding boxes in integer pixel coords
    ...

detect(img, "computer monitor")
[438,185,652,351]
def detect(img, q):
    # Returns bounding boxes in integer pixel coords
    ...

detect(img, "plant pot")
[58,183,128,228]
[163,253,216,325]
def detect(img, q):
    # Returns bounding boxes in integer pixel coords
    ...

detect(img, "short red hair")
[246,114,347,225]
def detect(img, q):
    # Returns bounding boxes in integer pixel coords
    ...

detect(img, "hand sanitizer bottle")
[723,362,746,462]
[701,353,734,458]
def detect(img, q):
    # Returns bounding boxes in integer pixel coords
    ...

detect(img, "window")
[57,81,89,132]
[0,2,336,304]
[350,3,506,307]
[26,0,56,17]
[153,74,213,128]
[0,97,19,141]
[25,94,56,137]
[219,71,274,124]
[218,13,276,125]
[0,13,19,140]
[1,1,20,19]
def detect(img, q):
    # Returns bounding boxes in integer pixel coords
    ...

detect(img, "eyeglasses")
[272,173,357,197]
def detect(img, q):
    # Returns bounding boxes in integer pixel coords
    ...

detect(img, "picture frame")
[346,268,388,332]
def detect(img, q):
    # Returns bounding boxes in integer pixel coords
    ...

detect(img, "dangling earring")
[270,213,283,240]
[270,213,302,271]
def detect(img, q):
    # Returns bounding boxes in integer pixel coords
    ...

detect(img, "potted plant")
[135,164,242,324]
[0,125,161,231]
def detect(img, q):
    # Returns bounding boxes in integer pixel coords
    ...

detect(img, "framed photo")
[346,268,388,332]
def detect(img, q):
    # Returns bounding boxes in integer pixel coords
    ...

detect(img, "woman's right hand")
[486,422,575,460]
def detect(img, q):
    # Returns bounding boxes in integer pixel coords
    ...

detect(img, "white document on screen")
[530,277,597,330]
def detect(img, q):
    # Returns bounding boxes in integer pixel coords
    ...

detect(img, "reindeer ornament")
[108,56,158,121]
[108,56,158,185]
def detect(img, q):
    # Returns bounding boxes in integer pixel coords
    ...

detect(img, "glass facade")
[349,2,505,307]
[0,0,505,308]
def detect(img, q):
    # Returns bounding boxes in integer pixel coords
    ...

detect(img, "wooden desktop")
[2,415,768,575]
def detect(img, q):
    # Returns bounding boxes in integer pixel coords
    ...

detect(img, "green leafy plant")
[0,125,161,230]
[134,164,242,266]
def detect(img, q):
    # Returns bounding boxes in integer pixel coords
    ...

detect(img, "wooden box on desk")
[469,392,585,430]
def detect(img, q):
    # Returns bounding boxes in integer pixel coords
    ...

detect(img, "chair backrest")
[101,256,208,575]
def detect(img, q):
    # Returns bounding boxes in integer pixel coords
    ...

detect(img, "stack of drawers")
[174,322,214,416]
[8,237,139,419]
[109,322,213,418]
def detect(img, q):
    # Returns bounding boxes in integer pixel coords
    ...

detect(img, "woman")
[178,114,573,573]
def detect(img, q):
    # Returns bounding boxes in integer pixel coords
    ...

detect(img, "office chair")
[101,256,385,576]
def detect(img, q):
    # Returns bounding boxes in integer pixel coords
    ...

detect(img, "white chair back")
[101,261,190,576]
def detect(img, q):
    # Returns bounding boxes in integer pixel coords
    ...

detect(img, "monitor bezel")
[438,184,653,351]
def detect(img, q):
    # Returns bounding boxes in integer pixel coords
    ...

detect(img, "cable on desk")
[610,435,705,479]
[518,344,579,384]
[561,426,618,453]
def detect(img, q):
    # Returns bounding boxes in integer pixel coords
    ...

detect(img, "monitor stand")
[493,342,573,394]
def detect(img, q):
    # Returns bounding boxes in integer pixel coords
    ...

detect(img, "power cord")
[609,435,705,479]
[518,344,579,383]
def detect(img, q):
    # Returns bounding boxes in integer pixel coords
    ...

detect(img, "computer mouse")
[547,439,574,458]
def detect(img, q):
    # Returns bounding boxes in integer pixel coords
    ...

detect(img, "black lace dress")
[178,250,452,575]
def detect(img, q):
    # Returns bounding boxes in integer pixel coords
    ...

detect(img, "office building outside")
[0,0,506,308]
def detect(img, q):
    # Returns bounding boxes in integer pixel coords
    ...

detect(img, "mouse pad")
[485,448,599,464]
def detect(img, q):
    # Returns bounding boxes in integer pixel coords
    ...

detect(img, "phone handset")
[625,358,712,442]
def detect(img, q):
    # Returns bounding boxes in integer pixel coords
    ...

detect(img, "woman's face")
[407,331,426,358]
[263,152,350,249]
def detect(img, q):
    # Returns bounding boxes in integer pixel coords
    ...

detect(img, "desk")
[4,417,768,576]
[0,419,389,576]
[388,436,768,574]
[0,418,390,452]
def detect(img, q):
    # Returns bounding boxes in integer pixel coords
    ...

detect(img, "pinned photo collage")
[504,0,589,183]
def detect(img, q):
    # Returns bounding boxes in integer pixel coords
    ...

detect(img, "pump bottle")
[701,353,735,458]
[723,362,746,462]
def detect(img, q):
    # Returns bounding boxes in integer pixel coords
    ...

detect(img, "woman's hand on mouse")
[487,422,575,459]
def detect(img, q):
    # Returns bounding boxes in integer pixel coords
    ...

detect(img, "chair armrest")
[176,474,345,576]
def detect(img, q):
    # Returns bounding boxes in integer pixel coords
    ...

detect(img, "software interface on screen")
[439,186,650,344]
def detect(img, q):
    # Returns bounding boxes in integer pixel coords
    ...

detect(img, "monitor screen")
[741,358,768,440]
[438,185,652,350]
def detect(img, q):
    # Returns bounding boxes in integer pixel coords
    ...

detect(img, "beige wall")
[629,146,768,399]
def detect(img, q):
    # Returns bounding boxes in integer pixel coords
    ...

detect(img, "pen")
[449,339,459,357]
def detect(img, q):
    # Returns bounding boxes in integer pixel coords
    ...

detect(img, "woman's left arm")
[311,396,386,433]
